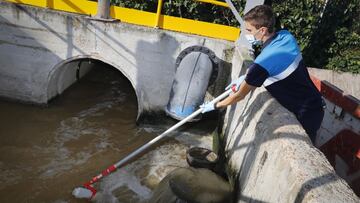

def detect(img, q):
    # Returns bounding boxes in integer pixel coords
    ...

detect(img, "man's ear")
[260,27,268,35]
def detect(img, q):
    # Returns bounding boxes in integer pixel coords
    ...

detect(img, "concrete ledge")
[222,87,358,202]
[221,47,359,202]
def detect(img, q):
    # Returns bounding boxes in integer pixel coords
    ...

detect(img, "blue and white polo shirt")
[245,30,322,115]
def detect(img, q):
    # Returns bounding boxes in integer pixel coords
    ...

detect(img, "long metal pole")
[74,88,233,199]
[82,88,232,186]
[224,0,244,27]
[113,88,232,168]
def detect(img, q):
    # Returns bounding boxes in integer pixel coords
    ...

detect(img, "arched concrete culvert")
[47,56,141,119]
[1,0,234,120]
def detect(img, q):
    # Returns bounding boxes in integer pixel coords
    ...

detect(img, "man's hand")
[200,101,216,113]
[225,75,246,92]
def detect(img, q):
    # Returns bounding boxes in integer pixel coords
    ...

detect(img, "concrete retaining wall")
[309,75,360,195]
[222,48,359,202]
[310,76,360,146]
[0,1,233,118]
[308,68,360,99]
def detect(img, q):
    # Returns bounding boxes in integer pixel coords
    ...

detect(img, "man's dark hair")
[244,5,276,33]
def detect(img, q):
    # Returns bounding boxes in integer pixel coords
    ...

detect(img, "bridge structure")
[1,1,359,202]
[0,0,265,119]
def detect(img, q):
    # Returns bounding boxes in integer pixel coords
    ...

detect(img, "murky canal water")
[0,61,215,203]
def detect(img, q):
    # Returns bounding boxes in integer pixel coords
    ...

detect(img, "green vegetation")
[272,0,359,73]
[110,0,244,26]
[110,0,359,73]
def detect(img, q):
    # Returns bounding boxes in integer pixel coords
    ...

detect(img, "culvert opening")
[0,59,160,202]
[0,58,225,202]
[51,59,138,114]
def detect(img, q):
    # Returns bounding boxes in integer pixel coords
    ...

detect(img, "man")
[201,5,324,144]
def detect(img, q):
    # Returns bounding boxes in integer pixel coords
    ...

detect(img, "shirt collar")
[261,32,278,51]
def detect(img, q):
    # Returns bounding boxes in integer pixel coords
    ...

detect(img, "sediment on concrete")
[220,47,359,202]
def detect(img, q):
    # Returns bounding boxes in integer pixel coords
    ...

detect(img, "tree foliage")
[110,0,245,26]
[110,0,359,73]
[272,0,359,73]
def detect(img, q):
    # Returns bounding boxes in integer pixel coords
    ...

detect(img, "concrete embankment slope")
[221,48,359,202]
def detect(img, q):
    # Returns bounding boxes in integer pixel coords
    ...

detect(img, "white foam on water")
[94,141,190,202]
[0,162,23,189]
[138,126,163,134]
[38,94,127,178]
[38,121,109,178]
[40,151,93,178]
[77,87,126,118]
[97,169,152,202]
[95,136,112,150]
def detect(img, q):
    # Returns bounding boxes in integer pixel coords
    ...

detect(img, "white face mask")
[245,29,263,46]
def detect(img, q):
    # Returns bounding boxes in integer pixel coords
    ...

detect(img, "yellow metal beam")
[5,0,240,41]
[161,15,239,41]
[7,0,97,15]
[196,0,229,8]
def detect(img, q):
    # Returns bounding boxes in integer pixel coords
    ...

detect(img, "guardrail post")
[95,0,111,19]
[154,0,163,28]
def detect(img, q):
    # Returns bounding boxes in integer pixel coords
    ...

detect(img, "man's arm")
[215,81,256,109]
